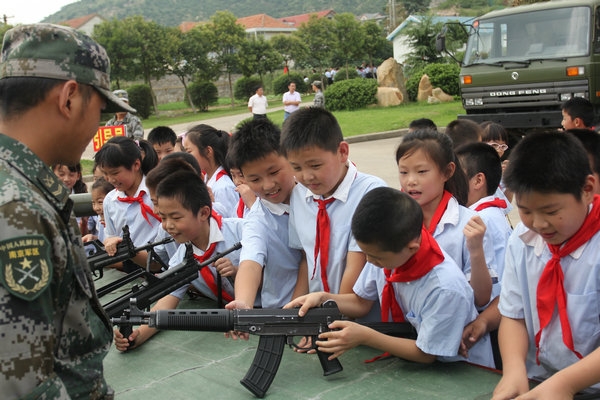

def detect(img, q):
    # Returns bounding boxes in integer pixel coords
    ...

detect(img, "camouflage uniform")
[0,23,133,399]
[105,113,144,140]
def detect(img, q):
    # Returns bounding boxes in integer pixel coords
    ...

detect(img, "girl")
[82,177,115,244]
[53,163,89,235]
[94,136,160,267]
[184,124,238,218]
[481,121,513,203]
[395,129,498,309]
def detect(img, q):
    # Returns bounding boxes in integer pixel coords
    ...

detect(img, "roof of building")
[179,21,202,33]
[60,13,102,29]
[238,14,291,29]
[278,9,335,27]
[386,15,474,41]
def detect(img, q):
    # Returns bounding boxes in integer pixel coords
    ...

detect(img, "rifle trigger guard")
[286,335,317,352]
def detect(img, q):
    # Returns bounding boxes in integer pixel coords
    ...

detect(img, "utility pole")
[2,14,14,25]
[388,0,396,34]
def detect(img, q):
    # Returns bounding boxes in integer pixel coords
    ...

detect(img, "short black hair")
[456,142,502,196]
[146,154,201,192]
[229,118,282,172]
[147,126,177,146]
[568,129,600,178]
[409,118,437,131]
[480,121,509,144]
[91,177,114,195]
[156,170,211,216]
[352,187,423,252]
[445,119,483,149]
[562,97,595,128]
[281,107,343,155]
[504,130,591,200]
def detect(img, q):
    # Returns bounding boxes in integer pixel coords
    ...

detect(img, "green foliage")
[272,73,308,95]
[127,84,154,119]
[293,15,337,70]
[238,38,283,78]
[333,67,360,82]
[187,81,219,111]
[401,0,431,14]
[234,76,263,100]
[324,79,378,111]
[406,63,460,101]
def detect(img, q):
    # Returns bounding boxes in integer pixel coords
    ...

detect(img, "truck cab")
[452,0,600,131]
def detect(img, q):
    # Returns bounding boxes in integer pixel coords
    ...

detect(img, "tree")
[238,37,283,80]
[362,21,393,67]
[93,19,140,87]
[401,0,431,14]
[403,16,446,73]
[293,15,337,75]
[333,13,364,80]
[270,34,309,72]
[202,11,247,107]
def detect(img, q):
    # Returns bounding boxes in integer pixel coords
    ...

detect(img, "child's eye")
[310,164,321,169]
[270,169,280,176]
[418,170,428,174]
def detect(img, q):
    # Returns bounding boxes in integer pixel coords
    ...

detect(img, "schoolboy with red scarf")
[493,132,600,399]
[285,188,494,368]
[113,170,242,351]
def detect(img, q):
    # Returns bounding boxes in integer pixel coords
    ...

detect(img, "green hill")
[44,0,389,27]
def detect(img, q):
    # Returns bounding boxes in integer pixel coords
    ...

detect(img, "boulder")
[417,74,433,102]
[377,58,408,104]
[432,87,454,102]
[377,87,403,107]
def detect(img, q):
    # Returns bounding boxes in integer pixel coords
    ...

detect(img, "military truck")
[438,0,600,132]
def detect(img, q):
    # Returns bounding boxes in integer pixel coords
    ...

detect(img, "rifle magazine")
[240,335,286,398]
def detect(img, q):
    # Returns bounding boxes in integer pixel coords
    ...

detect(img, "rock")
[432,87,454,102]
[377,87,403,106]
[377,57,408,103]
[417,74,433,102]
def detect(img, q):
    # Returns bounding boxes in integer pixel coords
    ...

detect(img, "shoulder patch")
[0,236,52,301]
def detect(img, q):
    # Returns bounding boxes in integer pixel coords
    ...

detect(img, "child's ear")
[581,174,596,204]
[407,237,421,255]
[337,141,349,163]
[197,205,211,221]
[473,172,486,190]
[444,161,456,180]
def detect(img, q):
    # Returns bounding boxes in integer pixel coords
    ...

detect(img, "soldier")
[105,89,145,140]
[0,24,134,398]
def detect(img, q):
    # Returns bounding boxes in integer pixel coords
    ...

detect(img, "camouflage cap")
[0,23,135,114]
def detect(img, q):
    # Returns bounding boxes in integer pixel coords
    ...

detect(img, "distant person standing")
[312,80,325,109]
[282,82,301,121]
[105,89,144,139]
[248,85,268,120]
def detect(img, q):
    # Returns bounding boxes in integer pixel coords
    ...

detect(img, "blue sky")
[3,0,78,25]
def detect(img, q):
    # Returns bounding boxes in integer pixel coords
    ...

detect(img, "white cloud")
[2,0,79,25]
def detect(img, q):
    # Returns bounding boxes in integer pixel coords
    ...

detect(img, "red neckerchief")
[117,190,161,225]
[215,169,228,181]
[427,190,453,234]
[313,197,336,292]
[236,197,245,218]
[475,198,507,212]
[535,194,600,364]
[381,227,444,322]
[193,210,233,303]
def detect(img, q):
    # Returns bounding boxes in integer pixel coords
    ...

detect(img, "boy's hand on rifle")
[215,257,237,278]
[82,234,97,243]
[316,320,366,360]
[224,300,250,340]
[114,328,140,352]
[283,291,327,317]
[103,236,123,256]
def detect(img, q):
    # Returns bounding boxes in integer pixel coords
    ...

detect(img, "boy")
[226,118,306,309]
[561,97,595,130]
[147,126,177,161]
[569,128,600,195]
[280,107,386,296]
[408,118,437,132]
[492,131,600,399]
[113,170,243,351]
[456,142,512,279]
[225,149,257,218]
[285,188,494,368]
[445,119,482,149]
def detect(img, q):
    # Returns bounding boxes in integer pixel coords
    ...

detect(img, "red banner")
[93,126,126,151]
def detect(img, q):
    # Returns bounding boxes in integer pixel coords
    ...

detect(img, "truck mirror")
[436,26,448,53]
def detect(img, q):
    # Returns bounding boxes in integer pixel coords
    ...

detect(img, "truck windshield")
[464,6,590,66]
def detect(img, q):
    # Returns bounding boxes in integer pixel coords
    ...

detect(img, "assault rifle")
[112,298,417,398]
[105,242,242,345]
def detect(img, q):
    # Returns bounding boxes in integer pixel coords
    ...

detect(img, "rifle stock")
[111,299,416,398]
